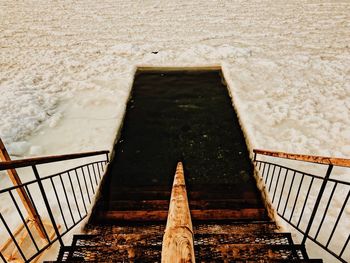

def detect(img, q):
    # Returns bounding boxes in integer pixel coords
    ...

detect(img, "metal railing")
[0,150,109,262]
[253,149,350,263]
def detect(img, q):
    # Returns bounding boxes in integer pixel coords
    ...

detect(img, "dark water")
[105,70,256,194]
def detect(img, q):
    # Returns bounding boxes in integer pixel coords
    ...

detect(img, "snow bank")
[1,0,349,261]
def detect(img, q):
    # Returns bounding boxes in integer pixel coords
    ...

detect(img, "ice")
[0,0,349,261]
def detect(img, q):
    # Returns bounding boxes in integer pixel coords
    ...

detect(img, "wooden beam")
[0,138,47,238]
[253,148,350,168]
[162,162,195,263]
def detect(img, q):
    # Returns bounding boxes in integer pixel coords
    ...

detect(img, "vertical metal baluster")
[289,173,305,222]
[268,165,276,192]
[277,169,289,212]
[339,234,350,258]
[67,172,82,220]
[94,162,101,180]
[0,213,27,261]
[105,152,109,163]
[32,165,64,247]
[265,164,271,185]
[50,177,68,230]
[24,185,51,243]
[81,167,91,204]
[272,167,282,203]
[314,182,337,240]
[261,163,267,181]
[297,177,314,228]
[302,164,333,245]
[86,165,95,194]
[282,171,296,217]
[75,169,88,214]
[0,250,7,262]
[98,162,103,179]
[258,161,262,170]
[59,174,75,225]
[325,190,350,248]
[91,164,98,185]
[8,190,39,252]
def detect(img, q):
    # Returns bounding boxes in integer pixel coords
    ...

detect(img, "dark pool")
[104,70,257,195]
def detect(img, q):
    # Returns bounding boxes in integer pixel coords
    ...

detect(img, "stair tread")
[110,190,260,200]
[95,208,268,222]
[51,220,322,263]
[70,232,293,248]
[109,184,259,192]
[193,222,278,234]
[108,198,263,210]
[195,244,302,260]
[195,260,322,263]
[55,243,315,262]
[56,245,160,262]
[194,232,293,245]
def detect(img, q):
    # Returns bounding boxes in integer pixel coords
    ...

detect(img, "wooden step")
[71,233,163,247]
[193,222,278,234]
[191,208,268,221]
[85,223,165,235]
[110,184,257,193]
[110,189,259,200]
[194,222,278,235]
[108,198,262,211]
[95,208,267,222]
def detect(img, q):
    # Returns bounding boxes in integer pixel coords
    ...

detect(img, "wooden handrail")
[162,162,195,263]
[253,149,350,168]
[0,150,109,170]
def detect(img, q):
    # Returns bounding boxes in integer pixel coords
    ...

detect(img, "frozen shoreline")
[1,0,349,261]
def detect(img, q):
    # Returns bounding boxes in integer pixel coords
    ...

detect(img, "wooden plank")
[99,210,168,221]
[98,208,266,222]
[109,199,262,211]
[111,189,258,200]
[0,150,109,170]
[0,138,47,238]
[191,208,266,221]
[254,148,350,168]
[162,162,195,263]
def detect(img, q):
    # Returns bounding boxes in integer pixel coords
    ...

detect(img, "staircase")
[50,222,321,262]
[92,184,267,222]
[48,183,322,262]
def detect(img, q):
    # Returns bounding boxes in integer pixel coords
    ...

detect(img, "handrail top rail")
[0,150,109,170]
[253,149,350,168]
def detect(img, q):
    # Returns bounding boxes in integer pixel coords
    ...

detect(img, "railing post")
[0,138,47,238]
[253,152,257,162]
[105,152,109,163]
[302,164,333,245]
[32,165,64,247]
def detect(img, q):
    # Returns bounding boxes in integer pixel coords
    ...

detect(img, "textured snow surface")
[0,0,350,261]
[1,0,350,157]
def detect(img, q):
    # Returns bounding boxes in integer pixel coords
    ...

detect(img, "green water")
[106,70,256,193]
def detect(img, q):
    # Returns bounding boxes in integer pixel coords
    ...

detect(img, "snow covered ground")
[1,0,349,262]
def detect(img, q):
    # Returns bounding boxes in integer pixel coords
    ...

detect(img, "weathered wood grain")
[162,162,195,263]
